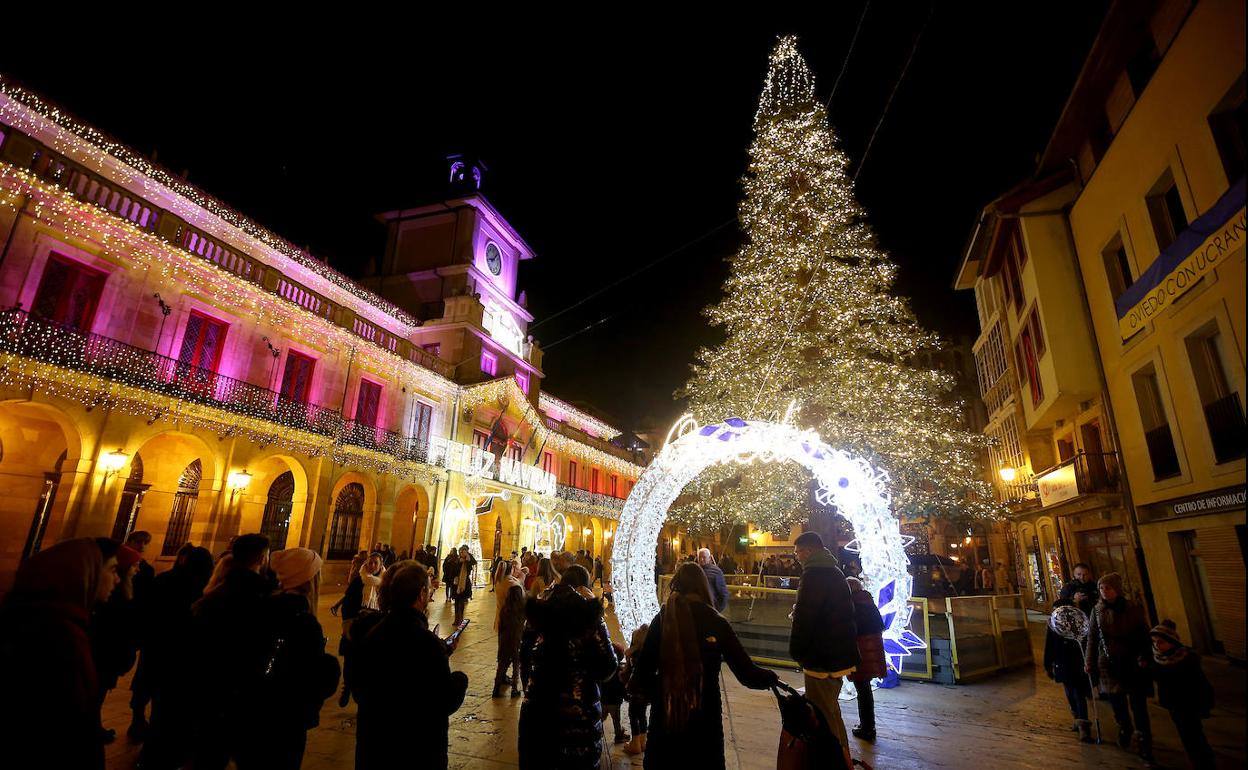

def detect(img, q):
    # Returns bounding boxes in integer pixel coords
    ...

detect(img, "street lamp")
[227,470,253,503]
[100,450,129,480]
[998,466,1017,483]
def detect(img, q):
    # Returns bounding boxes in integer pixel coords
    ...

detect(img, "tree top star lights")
[676,36,999,534]
[611,416,925,671]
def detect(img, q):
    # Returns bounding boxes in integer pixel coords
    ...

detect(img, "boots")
[624,734,646,755]
[1075,719,1093,743]
[1135,732,1153,763]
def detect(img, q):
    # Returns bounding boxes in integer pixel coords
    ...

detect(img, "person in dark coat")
[495,582,527,697]
[354,560,469,769]
[91,541,143,744]
[1149,620,1216,768]
[330,551,368,707]
[622,623,650,756]
[137,545,214,770]
[0,538,120,770]
[790,531,858,768]
[450,544,477,625]
[697,547,730,613]
[846,576,886,742]
[636,562,779,770]
[1084,572,1153,761]
[1059,562,1097,615]
[443,548,460,601]
[125,530,158,741]
[1043,597,1094,742]
[601,642,630,745]
[518,564,619,770]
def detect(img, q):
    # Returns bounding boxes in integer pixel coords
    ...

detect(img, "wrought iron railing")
[556,483,628,514]
[339,420,430,463]
[1034,451,1123,497]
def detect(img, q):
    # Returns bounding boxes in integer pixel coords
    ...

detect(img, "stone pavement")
[102,585,1245,769]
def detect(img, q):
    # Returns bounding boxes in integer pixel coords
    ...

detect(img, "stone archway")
[611,417,924,672]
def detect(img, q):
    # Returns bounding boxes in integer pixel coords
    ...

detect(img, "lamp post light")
[100,449,129,480]
[227,469,253,503]
[998,466,1017,483]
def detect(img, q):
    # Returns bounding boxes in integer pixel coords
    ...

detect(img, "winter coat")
[339,573,365,620]
[497,586,527,665]
[140,564,210,696]
[354,607,468,770]
[518,585,618,770]
[702,563,730,613]
[0,540,108,770]
[790,548,859,673]
[91,586,140,693]
[849,588,887,683]
[1043,627,1092,695]
[1085,596,1152,696]
[258,592,340,731]
[450,556,476,601]
[1059,579,1098,615]
[1151,647,1213,716]
[637,599,778,770]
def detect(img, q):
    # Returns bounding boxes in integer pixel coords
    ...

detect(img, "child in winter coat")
[600,642,630,745]
[1149,620,1215,768]
[846,577,886,742]
[621,623,649,755]
[1043,598,1094,742]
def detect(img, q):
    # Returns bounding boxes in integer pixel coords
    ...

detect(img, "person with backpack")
[1149,620,1216,767]
[845,576,886,743]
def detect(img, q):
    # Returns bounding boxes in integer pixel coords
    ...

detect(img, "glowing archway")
[611,417,925,672]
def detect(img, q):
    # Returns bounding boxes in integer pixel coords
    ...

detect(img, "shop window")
[279,350,316,404]
[1131,364,1181,479]
[1146,171,1189,252]
[161,459,202,556]
[1185,322,1245,463]
[327,482,365,560]
[260,470,295,551]
[1209,75,1247,186]
[354,379,383,428]
[1101,235,1134,301]
[31,253,107,332]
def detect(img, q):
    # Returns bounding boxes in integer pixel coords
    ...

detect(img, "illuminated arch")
[611,417,924,672]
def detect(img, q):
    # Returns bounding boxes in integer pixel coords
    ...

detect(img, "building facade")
[0,84,643,591]
[958,0,1245,656]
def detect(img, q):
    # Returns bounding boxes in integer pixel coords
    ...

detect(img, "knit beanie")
[1096,572,1124,594]
[115,544,142,571]
[270,547,323,590]
[1150,619,1182,646]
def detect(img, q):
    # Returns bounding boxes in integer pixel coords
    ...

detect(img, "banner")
[1116,178,1245,341]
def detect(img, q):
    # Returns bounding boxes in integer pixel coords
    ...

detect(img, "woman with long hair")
[528,557,557,599]
[635,562,778,769]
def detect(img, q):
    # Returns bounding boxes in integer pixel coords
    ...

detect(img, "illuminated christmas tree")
[675,37,998,535]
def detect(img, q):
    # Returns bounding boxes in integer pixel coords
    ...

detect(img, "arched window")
[261,470,296,551]
[327,482,365,560]
[110,453,149,542]
[162,459,202,556]
[23,450,66,559]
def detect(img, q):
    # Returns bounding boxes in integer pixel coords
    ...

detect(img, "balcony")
[340,420,429,464]
[1033,452,1122,507]
[555,483,628,518]
[1204,392,1246,464]
[544,417,633,461]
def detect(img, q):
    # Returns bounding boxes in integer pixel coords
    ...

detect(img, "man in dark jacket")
[697,548,730,613]
[125,530,157,740]
[790,531,857,767]
[355,561,468,769]
[1059,562,1097,614]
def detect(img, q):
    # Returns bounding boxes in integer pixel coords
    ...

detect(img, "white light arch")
[611,417,925,672]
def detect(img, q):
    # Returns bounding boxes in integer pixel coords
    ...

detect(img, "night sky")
[2,4,1107,431]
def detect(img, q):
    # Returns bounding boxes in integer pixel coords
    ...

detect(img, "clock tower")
[361,156,542,393]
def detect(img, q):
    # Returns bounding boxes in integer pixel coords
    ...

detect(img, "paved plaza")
[102,587,1245,769]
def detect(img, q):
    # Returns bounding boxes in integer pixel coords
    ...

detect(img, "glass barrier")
[945,595,1001,680]
[993,593,1033,668]
[897,598,933,680]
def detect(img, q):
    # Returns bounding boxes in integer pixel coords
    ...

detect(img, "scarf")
[1153,643,1190,667]
[456,557,473,594]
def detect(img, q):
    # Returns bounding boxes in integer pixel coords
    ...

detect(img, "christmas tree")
[674,37,998,536]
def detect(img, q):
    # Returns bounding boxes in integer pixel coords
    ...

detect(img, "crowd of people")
[1043,562,1217,767]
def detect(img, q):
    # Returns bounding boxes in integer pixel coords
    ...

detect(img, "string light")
[612,416,924,671]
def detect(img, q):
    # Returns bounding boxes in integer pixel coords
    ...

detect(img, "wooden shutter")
[355,379,382,427]
[280,351,315,403]
[1197,526,1245,659]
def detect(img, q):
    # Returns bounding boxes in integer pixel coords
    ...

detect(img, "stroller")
[774,681,852,770]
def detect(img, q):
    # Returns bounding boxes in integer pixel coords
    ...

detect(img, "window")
[161,459,202,556]
[354,379,383,427]
[591,467,600,493]
[541,451,554,475]
[31,253,107,331]
[279,350,315,404]
[1146,172,1189,252]
[1185,323,1245,463]
[260,470,295,551]
[508,443,523,463]
[1027,306,1047,359]
[421,342,441,358]
[480,350,498,376]
[610,474,619,498]
[110,454,147,543]
[412,401,434,445]
[177,311,228,373]
[1055,435,1075,462]
[1131,364,1181,479]
[472,430,490,450]
[515,370,530,395]
[1101,236,1134,300]
[1209,76,1247,183]
[327,482,365,560]
[1125,38,1161,97]
[1017,328,1043,407]
[568,460,578,487]
[1001,240,1025,312]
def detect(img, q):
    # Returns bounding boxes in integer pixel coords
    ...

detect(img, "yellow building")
[1043,0,1245,658]
[0,83,642,591]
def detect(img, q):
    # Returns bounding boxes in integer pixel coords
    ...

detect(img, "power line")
[827,0,873,109]
[541,313,616,351]
[854,3,932,182]
[528,218,736,333]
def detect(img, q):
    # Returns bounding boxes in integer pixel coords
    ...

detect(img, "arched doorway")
[260,470,296,551]
[161,459,202,556]
[327,482,365,560]
[110,453,149,542]
[23,450,67,559]
[612,417,920,672]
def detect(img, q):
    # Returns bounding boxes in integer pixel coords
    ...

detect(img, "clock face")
[484,242,503,276]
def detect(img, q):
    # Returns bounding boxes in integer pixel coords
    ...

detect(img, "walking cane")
[1078,638,1103,745]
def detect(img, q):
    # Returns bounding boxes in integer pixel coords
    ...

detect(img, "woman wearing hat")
[1085,572,1153,762]
[1149,620,1216,767]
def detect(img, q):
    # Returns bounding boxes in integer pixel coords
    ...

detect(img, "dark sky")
[2,4,1107,430]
